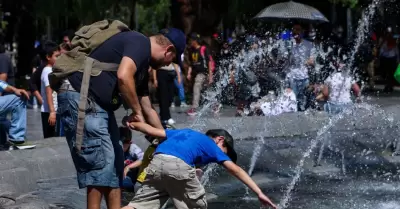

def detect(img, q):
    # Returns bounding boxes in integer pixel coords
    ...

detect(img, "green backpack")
[49,19,130,152]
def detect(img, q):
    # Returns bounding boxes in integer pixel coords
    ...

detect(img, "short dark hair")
[205,129,233,147]
[62,29,75,41]
[119,126,132,143]
[40,41,59,61]
[154,34,173,46]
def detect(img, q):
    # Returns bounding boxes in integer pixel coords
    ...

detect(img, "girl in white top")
[322,64,361,114]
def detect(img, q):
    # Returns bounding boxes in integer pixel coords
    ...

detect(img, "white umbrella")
[254,1,329,23]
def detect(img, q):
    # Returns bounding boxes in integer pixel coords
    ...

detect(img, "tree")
[136,0,171,35]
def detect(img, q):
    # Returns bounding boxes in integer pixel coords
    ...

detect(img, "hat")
[206,129,237,163]
[159,28,186,67]
[224,136,237,163]
[190,33,201,42]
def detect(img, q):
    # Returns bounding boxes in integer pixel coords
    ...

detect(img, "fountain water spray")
[278,108,351,209]
[248,137,266,177]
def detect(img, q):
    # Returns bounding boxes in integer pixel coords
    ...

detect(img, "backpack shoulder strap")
[200,46,206,56]
[75,57,95,152]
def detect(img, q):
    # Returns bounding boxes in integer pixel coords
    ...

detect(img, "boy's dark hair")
[206,129,237,163]
[40,41,59,62]
[206,129,233,142]
[119,126,132,143]
[62,29,75,41]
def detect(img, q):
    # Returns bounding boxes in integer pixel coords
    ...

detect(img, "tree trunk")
[331,3,337,25]
[16,1,36,78]
[46,16,52,40]
[346,7,353,43]
[128,0,137,30]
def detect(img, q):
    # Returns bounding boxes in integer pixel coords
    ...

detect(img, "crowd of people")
[211,24,399,116]
[0,18,399,209]
[0,20,278,209]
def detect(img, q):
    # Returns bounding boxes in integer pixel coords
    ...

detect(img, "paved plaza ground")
[25,87,400,142]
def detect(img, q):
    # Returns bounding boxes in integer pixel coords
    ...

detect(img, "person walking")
[153,63,180,126]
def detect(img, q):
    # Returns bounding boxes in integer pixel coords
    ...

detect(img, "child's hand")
[124,167,130,178]
[128,122,139,130]
[48,112,57,126]
[258,193,278,209]
[195,168,203,180]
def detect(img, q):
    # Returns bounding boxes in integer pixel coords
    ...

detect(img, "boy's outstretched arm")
[222,161,278,209]
[128,122,166,139]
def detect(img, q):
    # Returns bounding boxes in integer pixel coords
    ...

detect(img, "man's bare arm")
[0,73,7,82]
[152,68,158,87]
[117,56,142,115]
[140,96,164,129]
[33,90,43,105]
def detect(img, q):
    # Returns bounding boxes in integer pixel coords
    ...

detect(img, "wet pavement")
[25,88,400,142]
[5,89,399,209]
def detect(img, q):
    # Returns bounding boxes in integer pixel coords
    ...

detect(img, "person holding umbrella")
[286,24,316,111]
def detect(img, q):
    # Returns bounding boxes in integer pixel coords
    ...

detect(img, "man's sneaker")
[9,140,36,150]
[180,102,188,107]
[186,108,197,116]
[171,103,175,108]
[167,118,176,125]
[0,142,13,151]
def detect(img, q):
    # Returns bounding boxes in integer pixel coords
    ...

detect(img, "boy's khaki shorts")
[129,154,207,209]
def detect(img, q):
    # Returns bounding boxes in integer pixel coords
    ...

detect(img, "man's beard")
[149,59,164,69]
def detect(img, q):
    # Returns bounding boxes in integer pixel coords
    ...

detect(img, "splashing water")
[200,164,219,186]
[347,0,380,71]
[278,0,387,207]
[248,137,265,177]
[278,101,398,209]
[278,108,350,209]
[341,150,347,176]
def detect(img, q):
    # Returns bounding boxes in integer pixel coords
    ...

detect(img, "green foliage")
[329,0,358,8]
[137,0,171,35]
[34,0,170,34]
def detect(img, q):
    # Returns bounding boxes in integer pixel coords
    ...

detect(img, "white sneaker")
[213,104,222,113]
[167,118,176,125]
[171,103,175,108]
[33,105,38,109]
[180,102,188,107]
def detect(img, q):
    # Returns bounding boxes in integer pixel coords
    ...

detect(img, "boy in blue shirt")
[123,122,277,209]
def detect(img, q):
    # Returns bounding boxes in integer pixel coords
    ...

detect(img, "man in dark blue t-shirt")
[123,122,277,209]
[57,28,186,209]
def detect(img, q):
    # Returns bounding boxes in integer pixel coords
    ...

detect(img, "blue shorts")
[57,91,124,189]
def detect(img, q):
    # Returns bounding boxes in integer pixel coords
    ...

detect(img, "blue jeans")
[122,176,134,190]
[324,101,352,115]
[57,91,124,189]
[174,71,185,102]
[30,95,37,106]
[0,95,27,143]
[56,117,64,137]
[122,167,139,190]
[289,78,309,111]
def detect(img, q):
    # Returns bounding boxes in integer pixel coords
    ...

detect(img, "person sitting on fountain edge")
[122,122,278,209]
